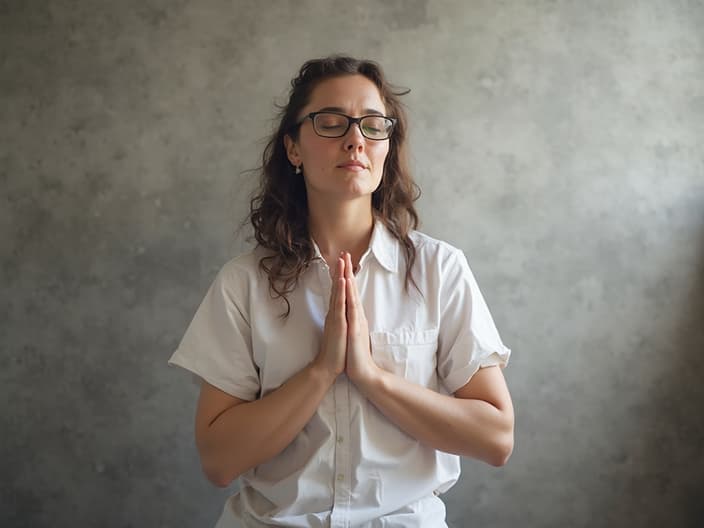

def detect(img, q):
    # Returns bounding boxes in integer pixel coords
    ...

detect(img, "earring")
[295,165,301,175]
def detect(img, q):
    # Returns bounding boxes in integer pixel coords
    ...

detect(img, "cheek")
[371,143,390,169]
[301,138,336,166]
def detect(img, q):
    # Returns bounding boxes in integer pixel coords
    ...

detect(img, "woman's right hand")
[313,253,347,379]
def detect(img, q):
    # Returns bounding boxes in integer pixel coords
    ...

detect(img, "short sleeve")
[167,263,260,401]
[436,248,511,394]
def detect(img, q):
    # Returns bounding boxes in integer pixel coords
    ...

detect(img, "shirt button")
[337,474,344,482]
[337,436,344,444]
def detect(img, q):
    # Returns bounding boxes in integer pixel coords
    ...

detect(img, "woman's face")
[285,74,390,202]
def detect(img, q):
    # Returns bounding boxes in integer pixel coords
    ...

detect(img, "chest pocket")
[369,328,439,387]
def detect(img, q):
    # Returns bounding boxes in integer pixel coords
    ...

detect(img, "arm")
[196,255,349,487]
[341,252,514,466]
[195,363,336,487]
[354,364,514,466]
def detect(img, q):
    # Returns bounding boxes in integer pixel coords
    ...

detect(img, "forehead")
[305,74,386,115]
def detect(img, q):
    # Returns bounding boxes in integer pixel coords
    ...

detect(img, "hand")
[313,254,347,380]
[342,252,381,388]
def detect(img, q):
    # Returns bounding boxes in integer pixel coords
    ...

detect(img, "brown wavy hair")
[249,55,421,317]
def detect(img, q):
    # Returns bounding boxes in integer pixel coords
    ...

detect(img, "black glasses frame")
[296,111,397,140]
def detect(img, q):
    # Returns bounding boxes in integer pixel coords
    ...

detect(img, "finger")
[345,253,354,279]
[346,277,356,329]
[351,273,359,306]
[328,258,338,309]
[330,257,342,310]
[337,277,346,319]
[336,253,344,281]
[345,253,357,314]
[338,254,347,301]
[336,257,345,305]
[346,253,360,303]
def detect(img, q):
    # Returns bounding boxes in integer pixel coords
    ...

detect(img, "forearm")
[357,368,514,466]
[200,362,336,485]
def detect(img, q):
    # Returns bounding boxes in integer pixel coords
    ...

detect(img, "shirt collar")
[367,219,399,273]
[310,219,399,273]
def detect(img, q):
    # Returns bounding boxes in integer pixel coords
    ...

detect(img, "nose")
[343,122,365,152]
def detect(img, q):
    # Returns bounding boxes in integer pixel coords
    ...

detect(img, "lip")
[337,160,368,170]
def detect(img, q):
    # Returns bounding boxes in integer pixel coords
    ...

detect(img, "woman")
[169,55,514,527]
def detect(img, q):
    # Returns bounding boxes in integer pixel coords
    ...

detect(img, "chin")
[348,174,382,194]
[307,176,381,201]
[344,181,379,197]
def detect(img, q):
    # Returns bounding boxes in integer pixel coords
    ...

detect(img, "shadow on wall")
[604,229,704,527]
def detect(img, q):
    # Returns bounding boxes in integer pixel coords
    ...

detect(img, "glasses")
[297,111,397,140]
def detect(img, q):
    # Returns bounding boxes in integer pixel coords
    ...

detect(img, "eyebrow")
[315,106,385,116]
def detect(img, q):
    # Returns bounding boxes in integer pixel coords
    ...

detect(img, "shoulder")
[214,245,270,290]
[405,230,477,287]
[221,246,263,271]
[409,229,465,264]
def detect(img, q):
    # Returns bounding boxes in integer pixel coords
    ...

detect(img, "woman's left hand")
[342,252,380,389]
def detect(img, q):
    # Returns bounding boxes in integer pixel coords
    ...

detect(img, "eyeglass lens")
[313,113,393,140]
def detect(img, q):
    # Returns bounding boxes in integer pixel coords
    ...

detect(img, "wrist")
[308,358,339,387]
[349,361,384,396]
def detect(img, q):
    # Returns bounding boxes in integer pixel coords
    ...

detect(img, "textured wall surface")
[2,1,703,527]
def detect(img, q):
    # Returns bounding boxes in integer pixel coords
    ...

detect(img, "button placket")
[330,376,352,527]
[318,260,332,300]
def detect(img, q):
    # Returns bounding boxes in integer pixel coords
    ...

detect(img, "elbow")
[197,434,241,488]
[200,452,240,488]
[488,444,513,467]
[488,407,514,467]
[202,463,238,488]
[209,473,233,489]
[488,432,514,467]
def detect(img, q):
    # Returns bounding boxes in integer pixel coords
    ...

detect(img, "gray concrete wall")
[2,1,703,527]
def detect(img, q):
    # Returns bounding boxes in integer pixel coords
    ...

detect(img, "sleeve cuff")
[167,350,258,401]
[443,345,511,394]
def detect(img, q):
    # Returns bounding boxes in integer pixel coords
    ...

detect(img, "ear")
[283,134,301,167]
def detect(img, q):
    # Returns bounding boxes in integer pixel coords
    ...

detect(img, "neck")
[308,196,374,269]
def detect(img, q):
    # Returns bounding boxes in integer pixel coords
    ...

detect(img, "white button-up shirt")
[168,220,511,527]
